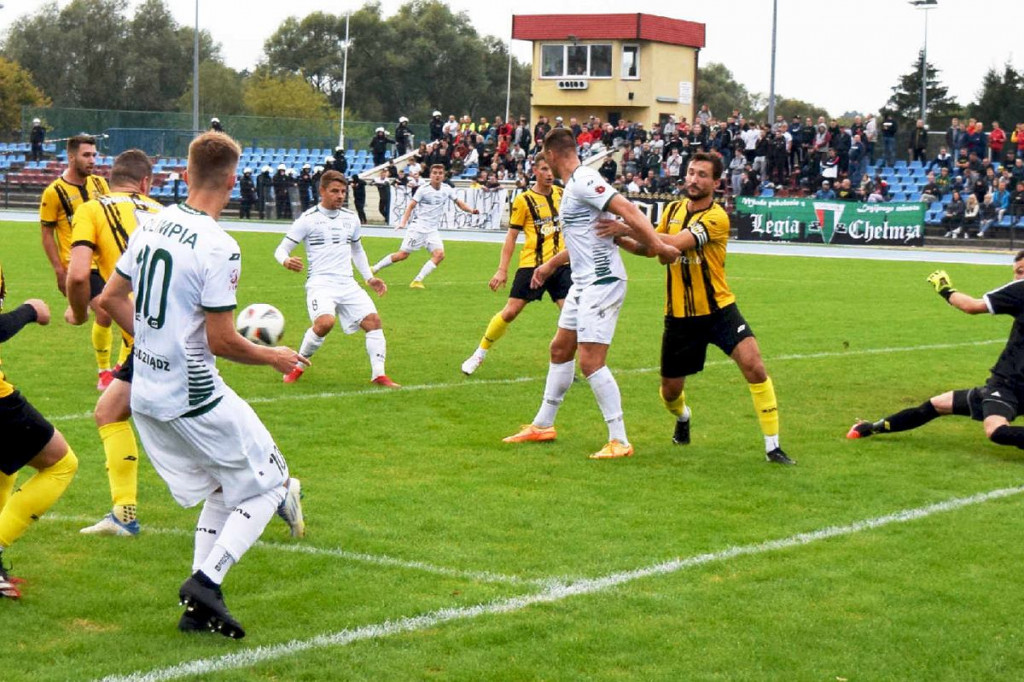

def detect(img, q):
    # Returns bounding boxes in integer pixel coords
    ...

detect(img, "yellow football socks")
[0,472,17,510]
[0,449,78,548]
[480,313,510,351]
[99,421,138,514]
[660,386,686,418]
[92,322,113,371]
[749,377,780,437]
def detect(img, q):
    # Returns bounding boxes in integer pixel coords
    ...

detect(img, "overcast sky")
[2,0,1020,117]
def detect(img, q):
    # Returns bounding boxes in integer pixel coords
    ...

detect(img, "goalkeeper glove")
[926,270,956,301]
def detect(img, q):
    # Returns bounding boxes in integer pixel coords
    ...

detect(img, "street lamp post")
[767,0,778,126]
[338,12,351,149]
[192,0,199,134]
[909,0,937,122]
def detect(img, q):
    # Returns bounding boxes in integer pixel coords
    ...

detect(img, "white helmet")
[32,118,41,125]
[375,127,385,133]
[243,167,252,174]
[432,110,441,117]
[277,163,286,171]
[325,155,334,164]
[302,163,311,169]
[261,165,271,173]
[211,117,220,124]
[313,165,323,173]
[399,116,409,123]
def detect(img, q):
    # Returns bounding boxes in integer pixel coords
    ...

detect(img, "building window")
[541,44,564,77]
[622,45,639,79]
[540,43,614,79]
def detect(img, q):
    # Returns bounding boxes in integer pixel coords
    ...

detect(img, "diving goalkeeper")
[848,251,1024,450]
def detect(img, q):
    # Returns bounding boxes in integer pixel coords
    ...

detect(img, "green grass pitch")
[3,219,1024,681]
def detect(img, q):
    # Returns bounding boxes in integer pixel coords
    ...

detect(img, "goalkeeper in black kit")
[848,251,1024,450]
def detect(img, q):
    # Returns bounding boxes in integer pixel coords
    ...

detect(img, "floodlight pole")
[909,0,938,122]
[505,16,513,124]
[338,12,351,149]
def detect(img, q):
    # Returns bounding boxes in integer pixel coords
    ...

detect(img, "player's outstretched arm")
[397,199,416,229]
[926,270,988,314]
[0,299,48,343]
[455,199,480,215]
[606,195,680,262]
[206,310,309,372]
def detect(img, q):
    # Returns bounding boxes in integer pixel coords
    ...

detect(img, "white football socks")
[371,254,395,272]
[587,366,628,444]
[414,260,437,282]
[365,329,387,379]
[298,329,325,360]
[533,360,575,427]
[192,491,232,574]
[198,485,285,585]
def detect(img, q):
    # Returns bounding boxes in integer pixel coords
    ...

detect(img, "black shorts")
[661,303,756,378]
[89,269,105,299]
[0,391,56,475]
[113,351,133,383]
[975,381,1024,422]
[509,265,572,303]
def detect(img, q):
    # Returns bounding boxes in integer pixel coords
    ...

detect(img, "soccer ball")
[236,303,285,346]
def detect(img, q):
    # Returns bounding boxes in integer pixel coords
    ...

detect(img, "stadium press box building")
[512,13,706,129]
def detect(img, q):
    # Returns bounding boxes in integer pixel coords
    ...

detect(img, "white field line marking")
[47,513,550,587]
[51,338,1002,423]
[99,485,1024,682]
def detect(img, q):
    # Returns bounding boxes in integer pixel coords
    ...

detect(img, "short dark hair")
[67,134,96,155]
[109,149,152,187]
[689,151,723,179]
[320,169,347,190]
[1015,250,1024,263]
[542,127,576,157]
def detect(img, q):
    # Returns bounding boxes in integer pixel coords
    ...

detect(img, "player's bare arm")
[206,310,309,373]
[490,228,519,291]
[927,270,989,314]
[40,226,66,295]
[606,194,680,262]
[530,249,570,289]
[455,199,480,215]
[397,199,417,229]
[64,243,95,325]
[97,271,135,336]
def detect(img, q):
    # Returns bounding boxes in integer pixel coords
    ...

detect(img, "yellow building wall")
[528,40,697,128]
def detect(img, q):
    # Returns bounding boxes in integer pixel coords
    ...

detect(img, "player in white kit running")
[502,128,680,459]
[275,170,399,387]
[371,164,480,288]
[99,131,308,639]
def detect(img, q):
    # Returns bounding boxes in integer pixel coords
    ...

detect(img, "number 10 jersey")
[115,203,241,420]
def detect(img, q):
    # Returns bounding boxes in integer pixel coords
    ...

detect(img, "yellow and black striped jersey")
[39,174,109,267]
[657,200,735,318]
[71,192,163,281]
[510,186,564,268]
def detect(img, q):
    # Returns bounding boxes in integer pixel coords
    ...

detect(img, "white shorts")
[306,283,377,334]
[133,387,289,508]
[400,228,444,254]
[557,279,627,345]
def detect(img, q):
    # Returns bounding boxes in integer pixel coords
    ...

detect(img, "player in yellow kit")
[39,134,114,390]
[0,264,79,599]
[65,149,162,536]
[611,152,794,464]
[461,154,570,375]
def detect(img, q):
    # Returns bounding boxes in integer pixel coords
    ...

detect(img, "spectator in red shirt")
[989,121,1007,163]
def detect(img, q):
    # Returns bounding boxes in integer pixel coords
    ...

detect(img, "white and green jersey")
[409,182,456,231]
[281,205,361,288]
[115,203,240,420]
[560,165,627,287]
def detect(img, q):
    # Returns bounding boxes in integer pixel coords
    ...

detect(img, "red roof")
[512,13,705,49]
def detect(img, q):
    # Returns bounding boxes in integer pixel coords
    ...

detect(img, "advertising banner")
[733,196,925,246]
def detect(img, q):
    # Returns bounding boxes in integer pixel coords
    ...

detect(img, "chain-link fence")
[17,107,429,158]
